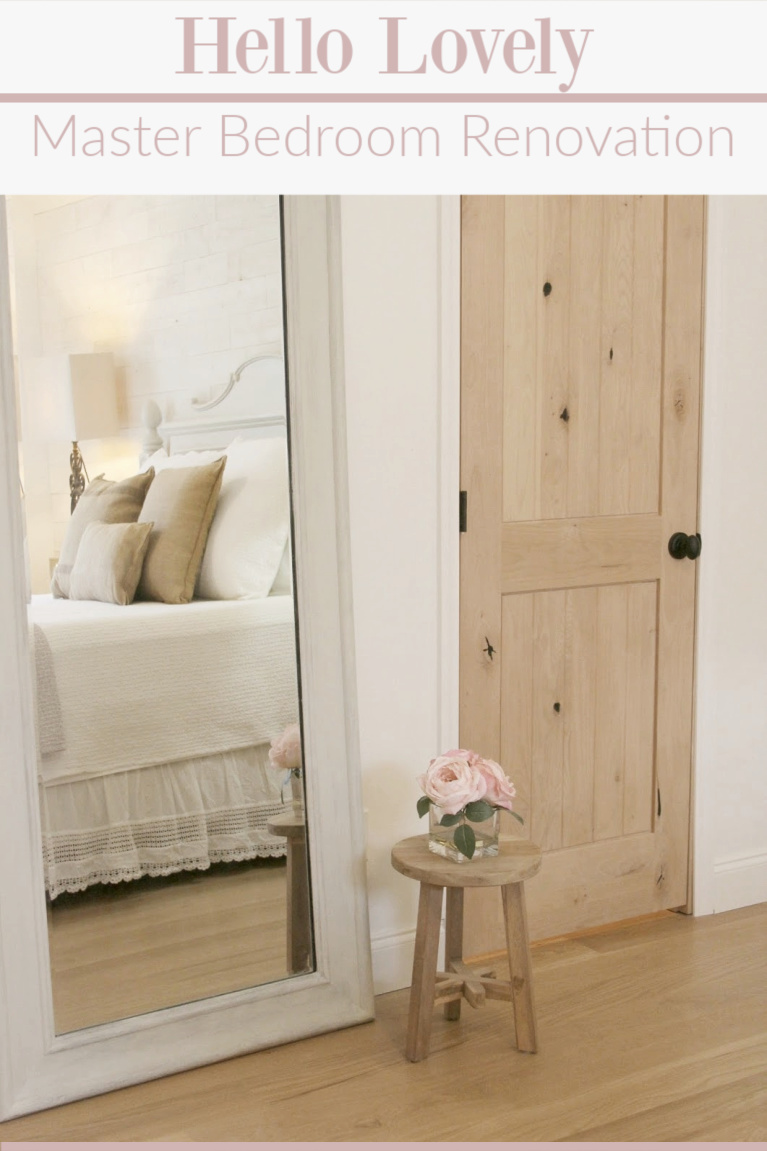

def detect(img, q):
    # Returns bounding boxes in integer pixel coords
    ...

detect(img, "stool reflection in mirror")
[391,834,543,1062]
[267,811,312,975]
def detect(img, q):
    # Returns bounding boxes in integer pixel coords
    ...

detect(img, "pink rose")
[442,748,478,763]
[475,757,516,811]
[418,754,487,815]
[269,723,302,770]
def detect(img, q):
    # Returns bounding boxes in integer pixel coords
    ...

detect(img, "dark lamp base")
[70,441,86,514]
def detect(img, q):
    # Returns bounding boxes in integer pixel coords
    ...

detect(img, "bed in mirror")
[0,195,373,1119]
[8,195,310,1033]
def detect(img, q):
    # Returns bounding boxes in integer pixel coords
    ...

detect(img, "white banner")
[0,0,766,192]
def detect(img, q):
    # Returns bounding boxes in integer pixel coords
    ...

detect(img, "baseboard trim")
[712,849,767,914]
[371,925,446,995]
[372,860,767,991]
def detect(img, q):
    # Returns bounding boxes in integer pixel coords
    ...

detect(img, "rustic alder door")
[460,196,705,951]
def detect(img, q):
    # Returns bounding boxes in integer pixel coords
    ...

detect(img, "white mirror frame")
[0,195,374,1120]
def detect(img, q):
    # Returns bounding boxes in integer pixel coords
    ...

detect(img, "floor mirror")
[0,195,374,1120]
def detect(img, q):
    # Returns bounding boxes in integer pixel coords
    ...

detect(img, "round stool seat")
[267,812,306,840]
[391,834,541,888]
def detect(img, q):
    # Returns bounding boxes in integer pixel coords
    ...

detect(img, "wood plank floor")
[2,901,766,1140]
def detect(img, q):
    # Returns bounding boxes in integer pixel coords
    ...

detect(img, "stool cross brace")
[434,961,506,1010]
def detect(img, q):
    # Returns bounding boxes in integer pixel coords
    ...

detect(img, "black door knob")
[668,531,702,560]
[686,533,702,559]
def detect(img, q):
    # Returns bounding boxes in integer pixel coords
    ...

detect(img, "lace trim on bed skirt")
[40,742,293,899]
[43,800,290,898]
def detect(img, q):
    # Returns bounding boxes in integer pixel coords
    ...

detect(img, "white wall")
[694,197,767,915]
[343,195,767,994]
[8,195,282,592]
[341,196,459,992]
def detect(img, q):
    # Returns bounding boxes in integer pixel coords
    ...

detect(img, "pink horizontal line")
[0,91,766,104]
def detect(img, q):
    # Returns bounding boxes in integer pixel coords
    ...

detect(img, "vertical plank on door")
[530,590,566,850]
[629,197,665,514]
[655,196,706,909]
[501,593,534,828]
[503,197,539,523]
[460,197,505,759]
[567,197,604,520]
[562,587,598,847]
[599,199,634,516]
[624,581,658,836]
[538,199,571,521]
[593,584,629,841]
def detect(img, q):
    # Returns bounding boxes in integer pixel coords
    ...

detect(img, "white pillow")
[196,437,290,600]
[270,539,293,595]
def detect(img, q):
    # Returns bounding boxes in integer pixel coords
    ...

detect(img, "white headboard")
[140,354,286,461]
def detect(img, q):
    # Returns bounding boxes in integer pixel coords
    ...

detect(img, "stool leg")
[501,882,538,1053]
[444,886,464,1021]
[287,832,311,974]
[406,882,444,1062]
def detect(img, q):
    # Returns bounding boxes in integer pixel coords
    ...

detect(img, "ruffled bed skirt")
[40,744,289,899]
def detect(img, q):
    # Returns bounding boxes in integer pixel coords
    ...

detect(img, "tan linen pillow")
[68,521,154,606]
[51,470,155,599]
[137,458,226,605]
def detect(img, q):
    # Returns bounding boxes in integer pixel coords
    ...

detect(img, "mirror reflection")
[6,194,312,1034]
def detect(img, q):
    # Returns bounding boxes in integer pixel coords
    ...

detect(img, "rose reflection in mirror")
[270,723,304,815]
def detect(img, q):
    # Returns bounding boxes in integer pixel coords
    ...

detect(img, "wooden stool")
[267,812,312,974]
[391,834,542,1062]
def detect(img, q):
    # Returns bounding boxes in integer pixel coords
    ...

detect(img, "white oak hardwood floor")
[1,901,765,1140]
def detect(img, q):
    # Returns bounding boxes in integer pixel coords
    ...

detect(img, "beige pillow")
[68,521,154,606]
[137,458,226,605]
[51,470,155,599]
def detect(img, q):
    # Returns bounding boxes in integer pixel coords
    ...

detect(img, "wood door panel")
[522,832,672,941]
[461,195,703,949]
[501,582,657,854]
[468,829,682,947]
[501,196,666,526]
[501,514,661,594]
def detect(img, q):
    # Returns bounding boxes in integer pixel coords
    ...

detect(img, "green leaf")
[465,800,495,823]
[453,823,476,859]
[510,810,525,824]
[438,811,462,827]
[416,795,431,819]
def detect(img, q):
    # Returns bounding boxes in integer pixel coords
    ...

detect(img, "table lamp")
[24,353,120,513]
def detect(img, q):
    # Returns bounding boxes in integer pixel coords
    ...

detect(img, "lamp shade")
[24,353,119,442]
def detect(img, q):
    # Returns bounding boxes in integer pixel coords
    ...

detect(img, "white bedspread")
[31,623,65,754]
[29,594,299,784]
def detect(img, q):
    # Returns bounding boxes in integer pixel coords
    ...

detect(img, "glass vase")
[289,769,305,817]
[428,805,500,862]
